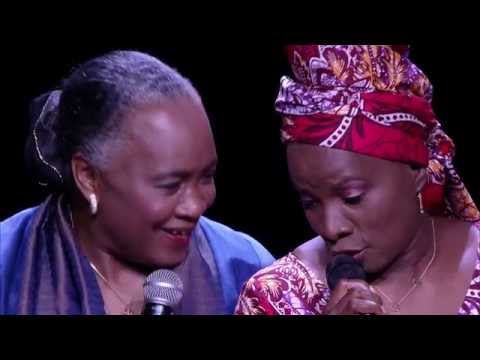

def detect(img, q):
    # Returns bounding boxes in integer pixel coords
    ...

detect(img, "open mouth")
[163,229,191,237]
[162,228,193,246]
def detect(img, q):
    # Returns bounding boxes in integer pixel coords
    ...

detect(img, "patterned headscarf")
[275,45,479,222]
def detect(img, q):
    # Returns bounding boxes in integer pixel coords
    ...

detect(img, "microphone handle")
[143,302,173,315]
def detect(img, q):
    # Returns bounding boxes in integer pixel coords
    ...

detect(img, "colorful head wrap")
[275,45,479,222]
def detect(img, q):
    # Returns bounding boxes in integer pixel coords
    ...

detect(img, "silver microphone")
[143,269,183,315]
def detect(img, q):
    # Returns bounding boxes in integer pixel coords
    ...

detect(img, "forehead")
[286,144,407,186]
[117,97,217,169]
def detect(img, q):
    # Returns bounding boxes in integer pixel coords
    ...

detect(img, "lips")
[352,248,367,261]
[163,228,192,237]
[331,248,367,259]
[162,228,193,246]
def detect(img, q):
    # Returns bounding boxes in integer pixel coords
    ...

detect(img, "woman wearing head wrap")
[236,45,479,315]
[0,50,273,315]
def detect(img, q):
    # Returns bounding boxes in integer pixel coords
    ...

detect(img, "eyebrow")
[204,160,218,170]
[296,176,367,196]
[332,177,367,187]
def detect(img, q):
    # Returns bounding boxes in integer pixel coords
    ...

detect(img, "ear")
[71,152,100,202]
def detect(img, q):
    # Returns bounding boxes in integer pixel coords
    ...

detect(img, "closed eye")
[200,169,216,185]
[300,196,318,210]
[343,195,363,206]
[155,181,181,193]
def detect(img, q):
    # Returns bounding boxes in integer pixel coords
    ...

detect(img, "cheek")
[305,210,323,234]
[203,183,216,209]
[143,193,179,227]
[105,184,178,229]
[356,188,418,269]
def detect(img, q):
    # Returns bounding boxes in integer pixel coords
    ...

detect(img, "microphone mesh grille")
[143,269,184,307]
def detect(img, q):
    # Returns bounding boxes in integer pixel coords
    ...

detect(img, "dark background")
[2,30,478,257]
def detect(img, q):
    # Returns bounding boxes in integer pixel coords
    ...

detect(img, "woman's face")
[287,144,425,273]
[92,96,217,269]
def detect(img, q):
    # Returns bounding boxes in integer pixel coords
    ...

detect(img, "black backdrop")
[2,34,478,257]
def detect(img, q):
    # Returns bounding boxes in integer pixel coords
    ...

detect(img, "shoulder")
[235,252,329,315]
[437,217,478,254]
[434,217,479,278]
[196,217,275,314]
[241,237,329,293]
[474,220,480,234]
[1,207,38,247]
[235,254,299,314]
[293,236,329,280]
[472,221,480,254]
[1,207,39,264]
[243,248,327,291]
[1,207,39,313]
[241,253,304,285]
[197,217,274,267]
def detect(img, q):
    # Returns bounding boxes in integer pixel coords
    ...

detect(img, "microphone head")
[143,269,184,307]
[326,254,366,291]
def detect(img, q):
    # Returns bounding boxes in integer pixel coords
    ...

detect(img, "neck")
[374,215,435,285]
[70,204,146,304]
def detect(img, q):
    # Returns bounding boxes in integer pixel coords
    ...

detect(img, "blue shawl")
[0,195,274,314]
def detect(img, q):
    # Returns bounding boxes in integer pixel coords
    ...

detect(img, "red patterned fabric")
[275,45,479,222]
[235,227,480,315]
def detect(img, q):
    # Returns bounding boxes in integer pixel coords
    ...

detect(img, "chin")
[362,256,391,278]
[126,250,187,273]
[151,249,189,270]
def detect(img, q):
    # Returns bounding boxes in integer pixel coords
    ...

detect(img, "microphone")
[326,254,366,291]
[143,269,184,315]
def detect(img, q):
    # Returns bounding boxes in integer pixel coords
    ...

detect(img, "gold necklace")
[373,218,437,313]
[69,207,137,315]
[89,262,135,315]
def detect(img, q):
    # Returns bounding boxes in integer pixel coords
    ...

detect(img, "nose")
[176,185,210,221]
[317,207,353,244]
